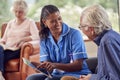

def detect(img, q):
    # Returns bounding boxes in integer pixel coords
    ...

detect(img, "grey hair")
[11,0,28,14]
[80,4,112,35]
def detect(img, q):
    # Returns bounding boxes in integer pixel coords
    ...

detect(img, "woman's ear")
[42,19,47,27]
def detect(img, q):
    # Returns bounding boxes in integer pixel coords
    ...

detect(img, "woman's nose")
[55,20,61,25]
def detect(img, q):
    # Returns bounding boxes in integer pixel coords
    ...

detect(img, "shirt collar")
[94,29,110,46]
[61,23,70,36]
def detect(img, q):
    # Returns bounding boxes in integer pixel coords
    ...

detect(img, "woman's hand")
[0,43,6,50]
[15,36,32,47]
[37,61,55,73]
[15,38,26,47]
[79,74,92,80]
[12,39,22,47]
[17,41,25,47]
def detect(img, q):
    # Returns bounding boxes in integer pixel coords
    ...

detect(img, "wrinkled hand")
[79,74,91,80]
[17,41,25,47]
[37,62,55,73]
[14,38,26,48]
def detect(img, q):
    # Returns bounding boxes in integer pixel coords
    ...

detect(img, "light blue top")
[91,29,120,80]
[40,23,91,78]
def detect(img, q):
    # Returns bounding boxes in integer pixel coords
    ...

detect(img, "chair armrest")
[20,40,40,58]
[1,22,7,38]
[19,40,40,73]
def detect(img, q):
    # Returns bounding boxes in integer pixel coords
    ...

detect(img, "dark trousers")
[0,45,20,73]
[26,73,61,80]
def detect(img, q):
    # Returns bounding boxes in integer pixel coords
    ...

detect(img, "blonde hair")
[80,4,112,35]
[11,0,28,14]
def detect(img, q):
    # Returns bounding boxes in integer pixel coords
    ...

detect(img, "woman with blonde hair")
[0,0,39,80]
[61,4,120,80]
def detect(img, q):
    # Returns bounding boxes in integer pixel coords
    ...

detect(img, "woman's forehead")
[47,12,61,19]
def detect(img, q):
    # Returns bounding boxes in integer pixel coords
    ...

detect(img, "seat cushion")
[5,59,19,71]
[86,57,98,73]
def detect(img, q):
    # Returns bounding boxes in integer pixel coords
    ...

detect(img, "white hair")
[11,0,28,14]
[80,4,112,35]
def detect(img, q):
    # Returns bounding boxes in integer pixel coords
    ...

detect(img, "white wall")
[85,41,97,58]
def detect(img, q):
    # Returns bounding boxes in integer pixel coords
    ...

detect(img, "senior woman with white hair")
[0,0,39,80]
[61,4,120,80]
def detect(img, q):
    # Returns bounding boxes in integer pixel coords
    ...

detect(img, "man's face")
[79,16,95,40]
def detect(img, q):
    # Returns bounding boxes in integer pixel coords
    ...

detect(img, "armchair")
[1,22,40,80]
[86,57,98,74]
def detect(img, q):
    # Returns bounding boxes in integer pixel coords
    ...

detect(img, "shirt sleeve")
[103,39,120,79]
[29,20,40,40]
[90,74,97,80]
[40,40,50,62]
[71,30,88,60]
[95,38,120,80]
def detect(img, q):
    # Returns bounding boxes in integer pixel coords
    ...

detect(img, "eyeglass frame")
[78,24,90,30]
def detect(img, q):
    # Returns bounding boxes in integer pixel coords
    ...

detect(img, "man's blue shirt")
[91,29,120,80]
[40,23,91,77]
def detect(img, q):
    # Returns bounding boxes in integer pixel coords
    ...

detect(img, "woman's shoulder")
[23,18,36,26]
[63,23,79,33]
[8,19,15,24]
[69,27,80,34]
[6,19,16,28]
[26,18,35,23]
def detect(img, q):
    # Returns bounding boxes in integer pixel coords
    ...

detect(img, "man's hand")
[79,74,92,80]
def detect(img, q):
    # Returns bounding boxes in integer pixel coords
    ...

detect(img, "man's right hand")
[79,74,92,80]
